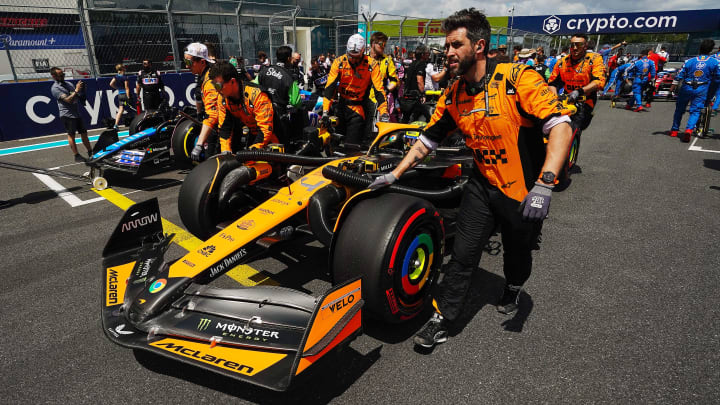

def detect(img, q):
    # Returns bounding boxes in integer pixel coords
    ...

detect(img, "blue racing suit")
[625,56,655,108]
[546,56,557,72]
[602,63,632,96]
[711,52,720,111]
[671,55,720,131]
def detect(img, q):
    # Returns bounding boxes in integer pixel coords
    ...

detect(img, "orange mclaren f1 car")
[101,121,473,391]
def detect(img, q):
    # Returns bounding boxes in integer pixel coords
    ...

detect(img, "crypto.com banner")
[0,73,196,141]
[511,9,720,35]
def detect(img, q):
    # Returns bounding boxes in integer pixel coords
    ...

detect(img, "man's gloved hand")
[249,143,264,150]
[379,113,390,123]
[190,144,203,161]
[567,89,582,103]
[320,112,330,128]
[368,173,397,190]
[520,182,554,222]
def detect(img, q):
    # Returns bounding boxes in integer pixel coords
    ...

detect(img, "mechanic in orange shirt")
[369,8,574,349]
[322,34,389,146]
[183,43,221,161]
[548,33,606,130]
[209,62,278,152]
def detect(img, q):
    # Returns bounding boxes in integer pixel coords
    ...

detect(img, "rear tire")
[128,111,148,134]
[171,118,199,167]
[129,110,165,134]
[178,155,241,240]
[332,193,444,323]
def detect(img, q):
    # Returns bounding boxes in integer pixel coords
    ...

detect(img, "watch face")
[542,171,555,183]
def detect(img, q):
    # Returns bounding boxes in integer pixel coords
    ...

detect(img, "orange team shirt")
[423,62,574,201]
[548,52,606,108]
[323,54,388,118]
[217,83,278,152]
[199,69,220,128]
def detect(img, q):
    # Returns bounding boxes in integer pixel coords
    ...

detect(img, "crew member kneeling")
[209,62,278,152]
[368,8,574,349]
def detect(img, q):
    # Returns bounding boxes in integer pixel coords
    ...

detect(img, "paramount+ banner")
[511,9,720,35]
[0,73,196,141]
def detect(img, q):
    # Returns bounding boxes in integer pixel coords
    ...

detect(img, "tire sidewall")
[171,118,199,167]
[332,193,444,323]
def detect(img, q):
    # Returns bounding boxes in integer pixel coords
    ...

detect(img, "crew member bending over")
[183,43,220,161]
[209,62,278,151]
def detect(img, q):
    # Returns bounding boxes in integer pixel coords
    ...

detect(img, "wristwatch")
[540,171,556,185]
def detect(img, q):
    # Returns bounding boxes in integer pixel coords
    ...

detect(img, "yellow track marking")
[93,187,276,286]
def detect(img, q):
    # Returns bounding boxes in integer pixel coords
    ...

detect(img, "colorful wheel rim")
[400,233,434,297]
[568,136,579,165]
[149,278,167,294]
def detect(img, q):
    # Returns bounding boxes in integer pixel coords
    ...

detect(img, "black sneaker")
[497,285,522,314]
[413,312,448,348]
[74,154,87,163]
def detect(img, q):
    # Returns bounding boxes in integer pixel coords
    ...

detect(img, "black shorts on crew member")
[434,175,542,322]
[61,116,86,135]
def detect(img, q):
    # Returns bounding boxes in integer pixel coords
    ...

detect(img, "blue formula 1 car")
[87,104,195,189]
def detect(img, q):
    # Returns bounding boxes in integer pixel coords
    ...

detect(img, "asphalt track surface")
[1,99,719,404]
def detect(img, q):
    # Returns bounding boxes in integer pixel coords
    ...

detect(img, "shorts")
[118,93,129,104]
[61,116,86,135]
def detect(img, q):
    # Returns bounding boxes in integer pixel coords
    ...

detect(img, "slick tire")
[129,110,164,134]
[178,155,241,240]
[332,193,444,323]
[171,118,200,167]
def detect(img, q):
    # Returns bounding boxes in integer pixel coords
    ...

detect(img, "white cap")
[184,42,215,63]
[347,34,366,56]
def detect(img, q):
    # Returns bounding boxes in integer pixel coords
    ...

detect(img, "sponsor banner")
[512,9,720,35]
[0,73,196,141]
[0,32,85,50]
[359,17,509,38]
[0,12,85,50]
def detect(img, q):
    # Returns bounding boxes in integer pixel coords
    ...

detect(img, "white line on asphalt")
[688,137,720,154]
[32,173,105,207]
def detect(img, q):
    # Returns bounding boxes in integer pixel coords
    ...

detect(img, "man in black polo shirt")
[257,45,302,143]
[136,59,164,111]
[400,45,431,123]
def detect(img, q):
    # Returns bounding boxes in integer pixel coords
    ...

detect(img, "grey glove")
[368,173,397,190]
[520,182,554,222]
[379,113,390,122]
[190,143,203,161]
[567,89,582,103]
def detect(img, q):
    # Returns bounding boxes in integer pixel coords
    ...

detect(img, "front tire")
[332,193,444,323]
[171,118,200,167]
[178,155,241,240]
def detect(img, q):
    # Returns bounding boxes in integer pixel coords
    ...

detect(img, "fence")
[0,0,362,82]
[1,2,702,83]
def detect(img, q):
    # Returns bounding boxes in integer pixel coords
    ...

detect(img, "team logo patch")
[694,70,704,77]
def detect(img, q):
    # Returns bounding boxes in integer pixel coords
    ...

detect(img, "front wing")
[102,264,362,391]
